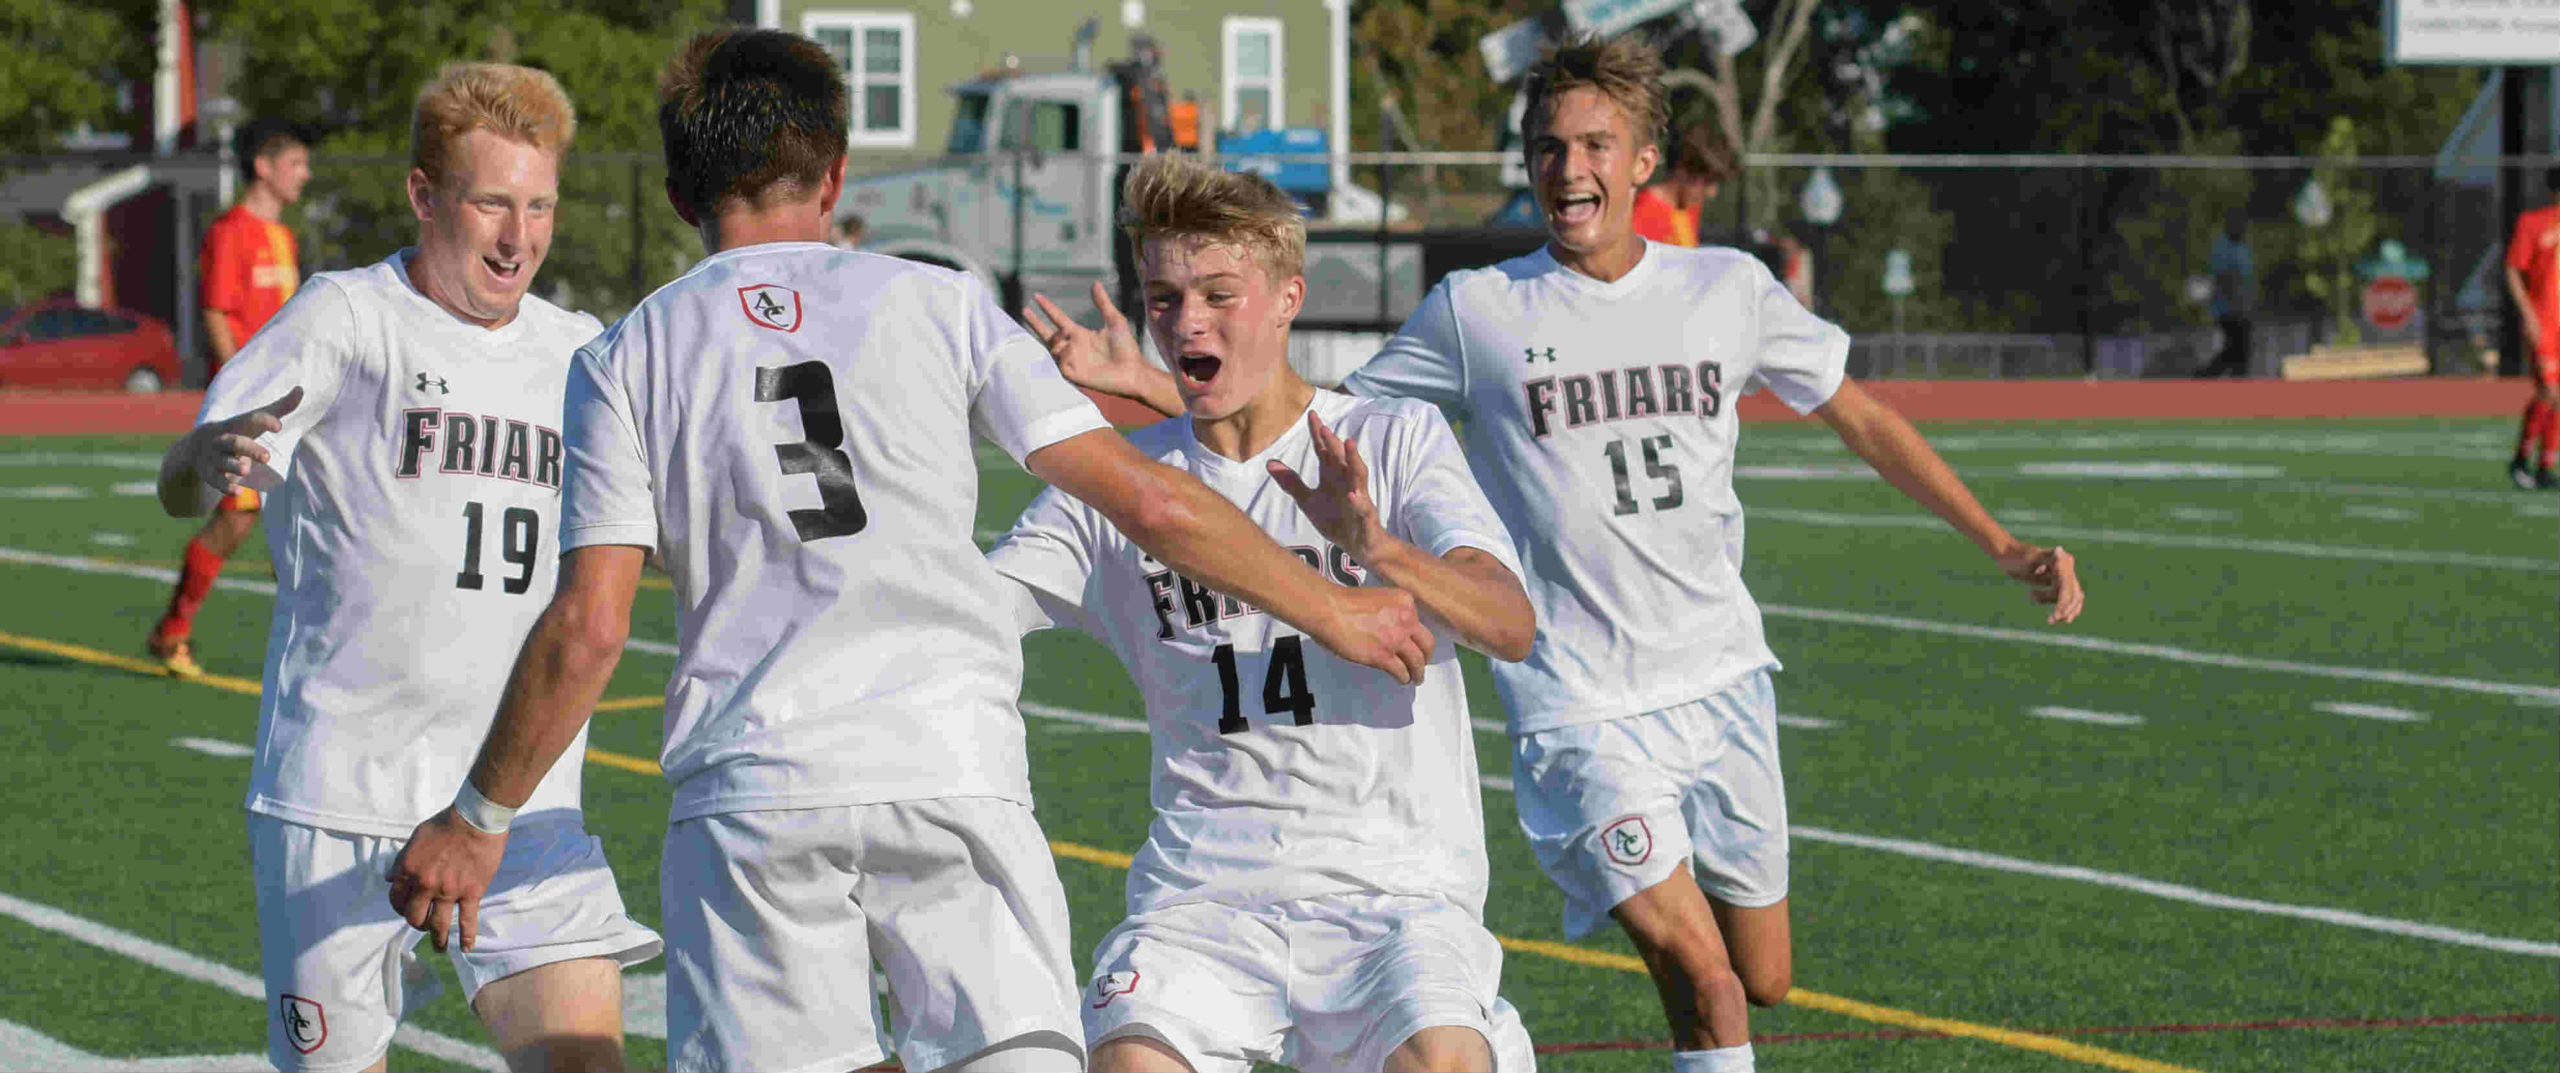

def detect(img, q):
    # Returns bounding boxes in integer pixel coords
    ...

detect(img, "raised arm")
[156,387,303,517]
[1027,427,1436,683]
[386,544,644,952]
[1813,379,2084,624]
[1269,412,1533,661]
[1022,282,1185,419]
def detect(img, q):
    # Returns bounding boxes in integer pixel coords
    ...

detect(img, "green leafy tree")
[0,0,147,303]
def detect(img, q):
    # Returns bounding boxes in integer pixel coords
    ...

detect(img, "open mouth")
[1177,354,1223,388]
[1551,192,1601,226]
[482,256,524,283]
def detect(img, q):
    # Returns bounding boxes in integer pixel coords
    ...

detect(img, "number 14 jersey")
[988,392,1523,918]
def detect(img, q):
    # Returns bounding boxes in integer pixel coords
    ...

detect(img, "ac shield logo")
[1601,815,1653,868]
[1091,970,1140,1008]
[279,993,327,1054]
[739,284,802,332]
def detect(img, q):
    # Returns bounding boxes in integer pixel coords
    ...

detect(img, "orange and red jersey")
[1631,186,1699,248]
[2507,203,2560,375]
[200,204,298,369]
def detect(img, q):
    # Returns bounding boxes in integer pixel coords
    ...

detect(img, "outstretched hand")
[1022,282,1155,400]
[1996,542,2084,624]
[191,386,302,496]
[1267,412,1385,563]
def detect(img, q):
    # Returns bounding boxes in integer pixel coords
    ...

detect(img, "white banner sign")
[1563,0,1689,40]
[1478,17,1549,84]
[2388,0,2560,65]
[1686,0,1758,56]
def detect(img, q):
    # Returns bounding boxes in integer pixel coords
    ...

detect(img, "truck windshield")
[949,92,991,154]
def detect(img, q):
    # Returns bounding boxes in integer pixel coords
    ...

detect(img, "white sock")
[1672,1043,1755,1073]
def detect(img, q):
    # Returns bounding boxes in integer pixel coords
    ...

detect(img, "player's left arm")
[1269,412,1534,661]
[1813,378,2084,624]
[387,544,644,952]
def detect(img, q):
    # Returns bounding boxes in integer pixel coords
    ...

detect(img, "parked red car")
[0,299,182,392]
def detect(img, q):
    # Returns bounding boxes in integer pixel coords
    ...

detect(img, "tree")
[0,0,141,154]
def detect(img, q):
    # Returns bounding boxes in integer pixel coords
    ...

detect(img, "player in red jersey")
[2504,168,2560,489]
[148,119,310,676]
[1630,123,1733,249]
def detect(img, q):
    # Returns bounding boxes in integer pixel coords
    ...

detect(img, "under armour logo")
[1525,346,1556,364]
[415,373,449,395]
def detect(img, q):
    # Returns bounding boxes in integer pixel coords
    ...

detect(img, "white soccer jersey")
[1342,242,1848,735]
[987,392,1523,917]
[561,243,1109,821]
[203,250,600,838]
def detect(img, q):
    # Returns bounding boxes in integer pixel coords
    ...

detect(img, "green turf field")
[0,416,2552,1072]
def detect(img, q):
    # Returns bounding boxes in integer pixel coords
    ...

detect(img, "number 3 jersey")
[198,250,601,838]
[1342,243,1849,737]
[987,392,1524,918]
[561,243,1108,822]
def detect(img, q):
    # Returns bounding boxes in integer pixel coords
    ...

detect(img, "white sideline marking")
[7,541,2548,701]
[2340,505,2418,522]
[1996,509,2056,522]
[0,452,161,469]
[0,890,504,1070]
[1779,714,1840,729]
[171,737,251,758]
[89,532,134,548]
[1760,603,2560,702]
[1735,463,1873,480]
[1750,508,2557,573]
[2166,506,2236,523]
[2018,461,2282,479]
[0,485,88,499]
[0,1020,266,1073]
[624,973,666,1039]
[1013,699,2560,959]
[2030,705,2145,727]
[1790,826,2560,959]
[1750,430,2509,461]
[108,482,156,497]
[2315,701,2428,723]
[2517,501,2560,518]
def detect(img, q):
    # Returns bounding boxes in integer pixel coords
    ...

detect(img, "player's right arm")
[2507,264,2542,357]
[203,310,240,366]
[1028,428,1436,685]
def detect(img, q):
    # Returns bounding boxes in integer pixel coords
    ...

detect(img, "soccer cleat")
[147,635,203,679]
[2540,466,2560,490]
[2512,456,2538,489]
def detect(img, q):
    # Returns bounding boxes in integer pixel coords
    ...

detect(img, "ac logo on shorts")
[1601,815,1653,868]
[1091,970,1140,1008]
[279,993,327,1055]
[738,284,802,333]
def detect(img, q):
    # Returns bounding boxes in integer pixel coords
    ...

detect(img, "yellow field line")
[0,627,2191,1073]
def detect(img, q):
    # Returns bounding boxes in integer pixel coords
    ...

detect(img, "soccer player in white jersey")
[153,64,660,1073]
[1039,35,2087,1073]
[385,30,1435,1073]
[998,157,1537,1073]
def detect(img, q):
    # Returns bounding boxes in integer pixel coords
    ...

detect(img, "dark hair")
[234,119,307,186]
[658,29,849,214]
[1668,122,1738,185]
[2546,166,2560,194]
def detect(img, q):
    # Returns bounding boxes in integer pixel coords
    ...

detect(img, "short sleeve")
[196,279,353,486]
[984,486,1101,637]
[1742,262,1849,415]
[560,345,659,552]
[962,275,1110,465]
[1342,281,1468,411]
[1383,404,1523,583]
[2510,215,2541,274]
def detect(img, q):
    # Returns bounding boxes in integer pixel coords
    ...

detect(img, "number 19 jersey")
[201,250,600,838]
[561,243,1108,821]
[987,392,1523,917]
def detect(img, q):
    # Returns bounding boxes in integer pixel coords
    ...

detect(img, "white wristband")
[452,780,516,834]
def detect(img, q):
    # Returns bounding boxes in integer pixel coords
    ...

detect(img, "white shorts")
[1512,669,1789,939]
[250,812,662,1073]
[661,798,1081,1073]
[1084,892,1536,1073]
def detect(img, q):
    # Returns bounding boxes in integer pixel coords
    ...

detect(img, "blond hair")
[412,62,577,186]
[1522,34,1668,150]
[1118,155,1306,281]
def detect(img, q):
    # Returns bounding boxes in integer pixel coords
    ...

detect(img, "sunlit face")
[406,129,559,329]
[255,144,312,204]
[1528,87,1659,255]
[1141,234,1304,422]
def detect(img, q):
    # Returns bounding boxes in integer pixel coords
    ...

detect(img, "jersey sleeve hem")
[562,522,658,551]
[1769,331,1850,415]
[1421,526,1525,582]
[1005,407,1113,465]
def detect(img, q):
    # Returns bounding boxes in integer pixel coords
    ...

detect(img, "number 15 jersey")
[561,243,1108,822]
[987,392,1523,918]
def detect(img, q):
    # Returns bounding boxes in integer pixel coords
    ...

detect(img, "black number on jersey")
[1603,434,1685,516]
[455,501,540,594]
[754,361,868,542]
[1210,636,1319,734]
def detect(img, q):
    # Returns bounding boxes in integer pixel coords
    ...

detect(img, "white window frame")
[1221,16,1284,132]
[804,10,917,148]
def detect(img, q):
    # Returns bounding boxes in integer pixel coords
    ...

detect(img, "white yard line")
[89,533,134,548]
[1750,508,2557,573]
[0,891,505,1071]
[2339,505,2419,522]
[0,453,162,469]
[2030,705,2146,727]
[0,486,89,499]
[1760,602,2560,702]
[1778,714,1839,729]
[2315,701,2429,723]
[108,482,156,497]
[170,737,252,758]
